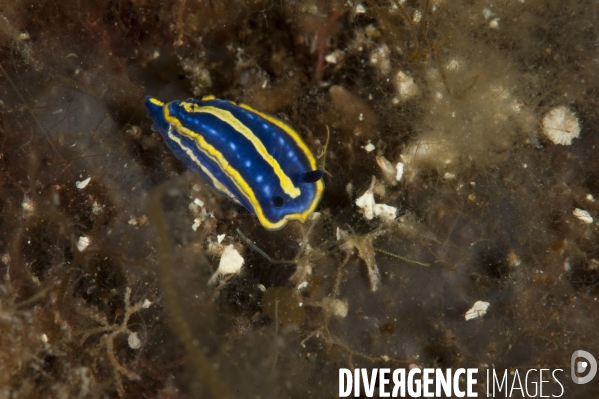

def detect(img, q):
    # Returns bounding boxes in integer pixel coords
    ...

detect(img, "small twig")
[235,228,296,265]
[318,126,333,177]
[13,285,52,308]
[147,180,233,399]
[271,299,280,373]
[0,63,64,160]
[374,248,430,267]
[294,217,319,262]
[331,252,352,298]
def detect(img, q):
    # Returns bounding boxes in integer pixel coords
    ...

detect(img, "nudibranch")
[145,95,324,230]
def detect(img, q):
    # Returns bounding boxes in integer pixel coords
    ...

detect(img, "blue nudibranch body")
[144,95,324,230]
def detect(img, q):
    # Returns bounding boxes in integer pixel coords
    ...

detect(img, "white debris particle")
[444,172,456,179]
[507,250,521,267]
[92,201,103,215]
[369,44,391,75]
[40,333,48,343]
[127,215,147,226]
[1,253,10,266]
[322,297,349,319]
[217,234,226,244]
[297,281,309,290]
[393,71,419,101]
[465,301,490,321]
[564,261,571,272]
[489,18,500,29]
[395,162,405,181]
[364,24,381,39]
[194,198,204,207]
[128,332,141,349]
[482,7,494,19]
[325,50,344,64]
[445,58,462,71]
[412,10,422,23]
[356,190,376,220]
[587,194,595,202]
[192,218,202,231]
[76,236,91,252]
[257,284,266,292]
[355,3,366,14]
[573,208,593,224]
[542,106,580,145]
[373,203,397,222]
[309,212,321,221]
[75,176,91,189]
[22,197,35,216]
[355,177,397,222]
[208,244,244,285]
[336,227,348,241]
[142,299,152,309]
[363,142,376,152]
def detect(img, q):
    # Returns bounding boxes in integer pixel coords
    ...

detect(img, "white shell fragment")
[465,300,490,321]
[373,204,398,222]
[128,332,141,349]
[192,218,202,231]
[208,244,244,285]
[542,106,580,145]
[75,176,91,189]
[76,236,91,252]
[355,177,398,222]
[364,142,376,152]
[217,234,226,244]
[393,71,419,101]
[395,162,405,181]
[355,190,376,220]
[573,208,593,224]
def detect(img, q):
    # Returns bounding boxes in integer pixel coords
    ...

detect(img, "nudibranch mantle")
[144,95,324,230]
